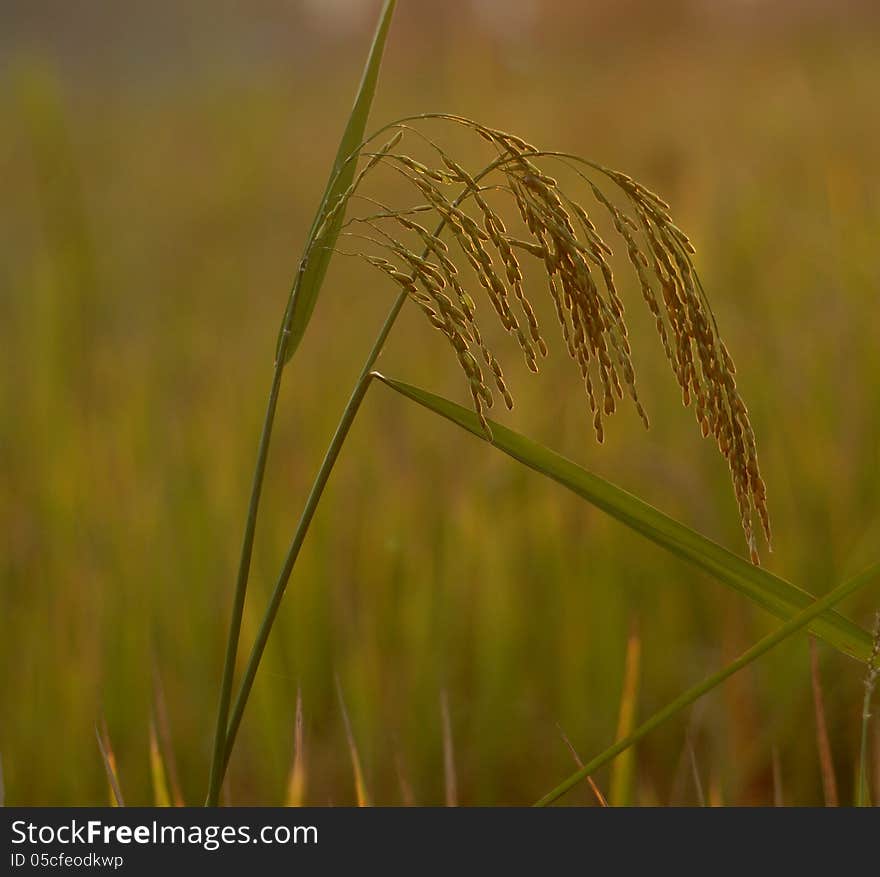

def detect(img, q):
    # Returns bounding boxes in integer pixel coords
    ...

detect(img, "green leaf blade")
[374,373,874,663]
[277,0,397,365]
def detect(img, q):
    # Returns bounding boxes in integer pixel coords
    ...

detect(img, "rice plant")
[327,113,771,563]
[195,0,878,806]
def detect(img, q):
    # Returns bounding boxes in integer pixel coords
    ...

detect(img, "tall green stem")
[211,151,509,790]
[219,290,406,778]
[206,358,285,805]
[205,0,396,805]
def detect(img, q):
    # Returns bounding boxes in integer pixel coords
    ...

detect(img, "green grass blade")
[535,560,880,806]
[207,0,397,807]
[276,0,397,365]
[374,374,874,662]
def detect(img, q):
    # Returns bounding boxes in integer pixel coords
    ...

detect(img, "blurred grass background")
[2,0,880,805]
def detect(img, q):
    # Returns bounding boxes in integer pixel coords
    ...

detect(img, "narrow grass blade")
[668,735,692,805]
[686,734,706,806]
[285,689,307,807]
[394,751,416,806]
[95,720,124,807]
[0,753,5,806]
[207,366,285,806]
[206,0,398,780]
[440,690,458,807]
[276,0,397,365]
[610,625,640,806]
[152,661,183,806]
[707,772,723,807]
[534,561,880,805]
[375,375,874,662]
[148,718,172,807]
[557,724,607,806]
[336,678,371,807]
[809,639,838,806]
[771,746,784,806]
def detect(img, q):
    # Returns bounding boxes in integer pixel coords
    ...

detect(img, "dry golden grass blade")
[0,752,5,806]
[556,723,608,806]
[148,717,171,807]
[809,639,839,806]
[284,689,307,807]
[771,746,784,806]
[668,737,690,805]
[394,750,416,806]
[95,719,124,807]
[336,678,371,807]
[610,624,641,806]
[708,772,724,807]
[687,734,706,806]
[440,690,458,807]
[151,661,183,806]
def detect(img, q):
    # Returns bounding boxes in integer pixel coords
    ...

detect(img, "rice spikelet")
[326,116,770,560]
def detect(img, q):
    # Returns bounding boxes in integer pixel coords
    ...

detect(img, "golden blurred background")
[2,0,880,805]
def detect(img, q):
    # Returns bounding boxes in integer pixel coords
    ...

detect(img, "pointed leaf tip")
[277,0,397,365]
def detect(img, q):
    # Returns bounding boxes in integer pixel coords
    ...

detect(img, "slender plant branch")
[206,358,285,805]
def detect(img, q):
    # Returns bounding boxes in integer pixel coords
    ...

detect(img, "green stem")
[534,561,880,807]
[219,291,407,777]
[213,157,503,788]
[206,359,285,806]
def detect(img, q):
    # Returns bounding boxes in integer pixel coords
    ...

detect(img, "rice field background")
[2,0,880,806]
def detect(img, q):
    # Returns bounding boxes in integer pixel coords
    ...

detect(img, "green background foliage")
[2,0,879,805]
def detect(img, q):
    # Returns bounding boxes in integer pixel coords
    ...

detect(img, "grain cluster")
[322,115,770,561]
